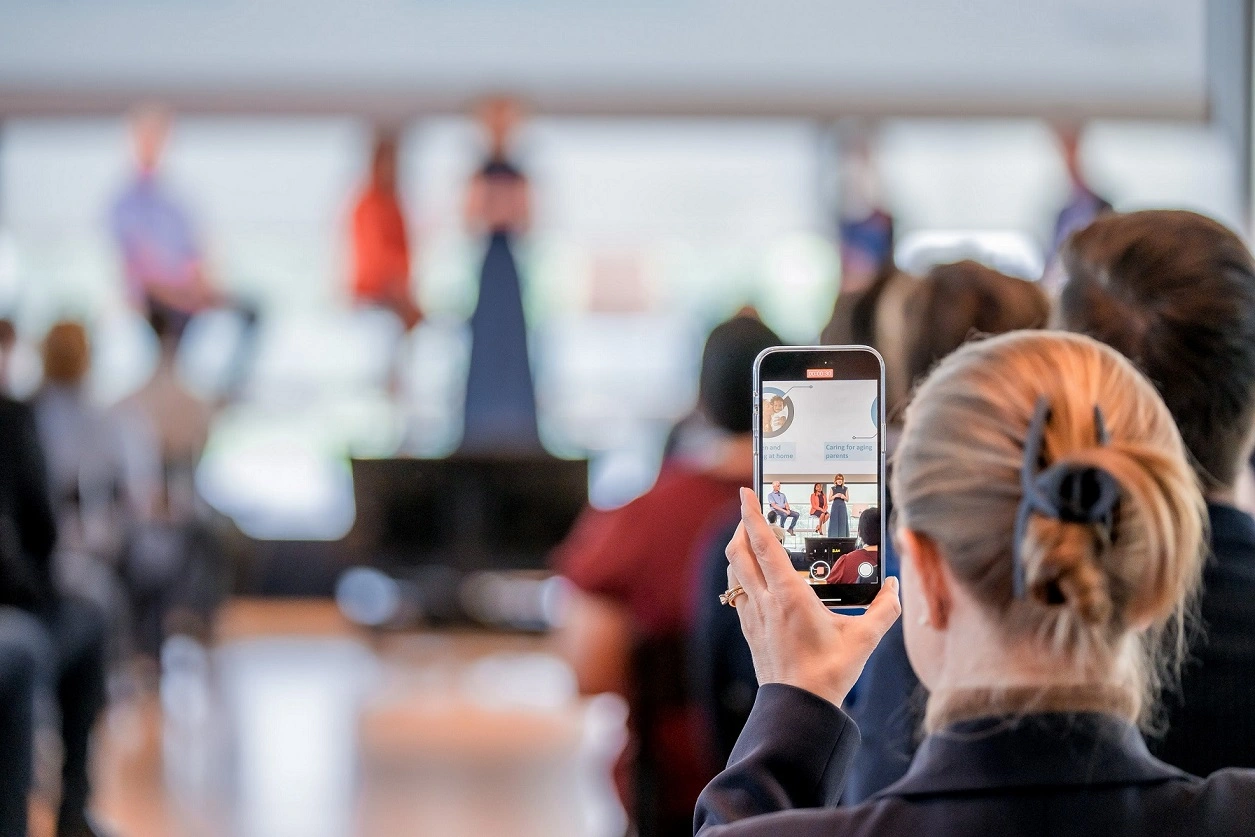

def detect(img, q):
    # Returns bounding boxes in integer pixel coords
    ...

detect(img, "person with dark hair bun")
[831,507,881,584]
[551,312,782,836]
[1057,209,1255,776]
[902,260,1050,389]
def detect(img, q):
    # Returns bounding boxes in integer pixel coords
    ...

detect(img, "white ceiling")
[0,0,1207,118]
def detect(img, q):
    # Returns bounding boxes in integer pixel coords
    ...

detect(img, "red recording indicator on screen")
[806,368,835,379]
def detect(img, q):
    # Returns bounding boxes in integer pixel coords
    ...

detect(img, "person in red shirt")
[551,314,782,837]
[831,506,881,584]
[350,132,421,330]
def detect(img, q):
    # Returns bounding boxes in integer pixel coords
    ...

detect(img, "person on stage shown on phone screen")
[810,483,829,536]
[828,474,850,537]
[767,482,799,535]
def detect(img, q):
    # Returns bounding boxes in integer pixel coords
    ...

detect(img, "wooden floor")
[50,600,627,837]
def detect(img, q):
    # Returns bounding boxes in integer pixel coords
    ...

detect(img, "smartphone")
[753,346,886,608]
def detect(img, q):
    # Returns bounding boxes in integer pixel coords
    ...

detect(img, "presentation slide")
[761,378,878,480]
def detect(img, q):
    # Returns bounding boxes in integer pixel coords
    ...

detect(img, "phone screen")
[755,347,885,607]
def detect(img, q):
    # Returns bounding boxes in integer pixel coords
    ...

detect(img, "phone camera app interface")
[761,374,881,587]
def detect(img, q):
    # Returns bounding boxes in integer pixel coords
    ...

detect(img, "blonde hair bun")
[892,331,1206,725]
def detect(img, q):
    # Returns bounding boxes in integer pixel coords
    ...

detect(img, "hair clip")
[1012,397,1120,599]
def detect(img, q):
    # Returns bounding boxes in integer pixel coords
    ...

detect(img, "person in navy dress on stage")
[828,474,850,537]
[460,97,541,454]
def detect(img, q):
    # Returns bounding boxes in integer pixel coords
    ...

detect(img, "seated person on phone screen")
[766,482,799,535]
[830,507,880,584]
[765,511,787,545]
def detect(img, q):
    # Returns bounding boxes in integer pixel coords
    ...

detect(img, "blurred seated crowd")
[1,305,224,835]
[4,121,1255,837]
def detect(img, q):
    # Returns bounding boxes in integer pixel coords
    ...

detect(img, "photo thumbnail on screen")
[760,375,881,588]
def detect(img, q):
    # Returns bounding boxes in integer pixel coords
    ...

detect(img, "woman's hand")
[726,488,900,708]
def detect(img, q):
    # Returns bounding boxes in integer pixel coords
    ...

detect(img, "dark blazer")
[690,509,757,765]
[1152,503,1255,775]
[845,502,1255,800]
[0,396,57,610]
[694,684,1255,837]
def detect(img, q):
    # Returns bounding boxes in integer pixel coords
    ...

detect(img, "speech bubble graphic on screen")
[853,395,879,440]
[762,385,810,438]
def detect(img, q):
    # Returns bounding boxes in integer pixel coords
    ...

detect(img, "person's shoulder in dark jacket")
[0,396,57,609]
[695,684,1255,837]
[690,504,757,765]
[1151,502,1255,775]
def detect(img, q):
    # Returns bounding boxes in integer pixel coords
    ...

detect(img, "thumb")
[860,576,902,641]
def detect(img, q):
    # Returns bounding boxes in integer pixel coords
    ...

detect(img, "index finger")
[739,487,804,590]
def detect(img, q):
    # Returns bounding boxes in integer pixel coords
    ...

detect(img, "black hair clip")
[1012,397,1120,599]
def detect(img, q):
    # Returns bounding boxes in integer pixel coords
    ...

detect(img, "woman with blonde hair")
[697,331,1254,836]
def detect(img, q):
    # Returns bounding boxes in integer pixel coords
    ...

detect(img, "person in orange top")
[809,482,829,536]
[351,132,422,330]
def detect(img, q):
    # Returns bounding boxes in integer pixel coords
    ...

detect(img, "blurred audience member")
[351,131,422,330]
[1044,126,1112,284]
[117,309,212,523]
[831,507,880,584]
[32,323,130,606]
[109,106,213,338]
[461,96,540,454]
[1057,210,1255,775]
[0,611,38,837]
[821,130,896,346]
[115,309,218,657]
[664,307,765,465]
[818,267,920,427]
[552,315,780,837]
[0,318,15,395]
[902,260,1050,388]
[1,383,108,837]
